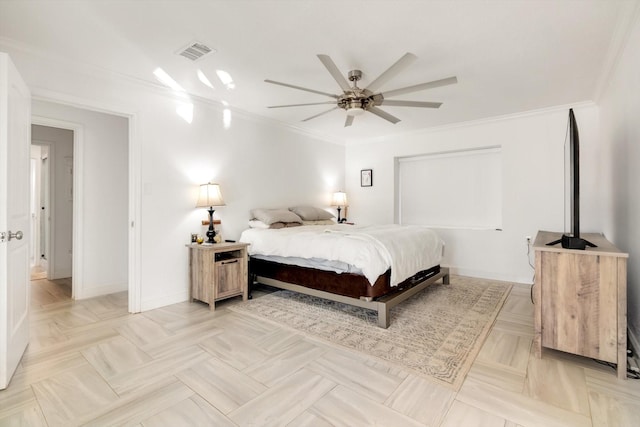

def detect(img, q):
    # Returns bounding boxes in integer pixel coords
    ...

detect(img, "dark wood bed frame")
[249,257,450,328]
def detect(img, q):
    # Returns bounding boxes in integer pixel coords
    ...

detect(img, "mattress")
[240,224,443,286]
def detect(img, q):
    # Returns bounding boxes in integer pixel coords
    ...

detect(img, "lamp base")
[206,208,217,244]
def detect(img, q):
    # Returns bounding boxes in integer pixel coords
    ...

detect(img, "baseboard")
[446,266,532,284]
[140,290,190,312]
[49,269,72,281]
[76,283,127,300]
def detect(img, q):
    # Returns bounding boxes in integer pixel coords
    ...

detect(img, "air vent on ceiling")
[177,42,215,61]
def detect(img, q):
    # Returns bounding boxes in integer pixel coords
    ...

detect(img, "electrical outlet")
[526,236,532,244]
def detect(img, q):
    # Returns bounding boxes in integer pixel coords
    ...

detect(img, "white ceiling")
[0,0,636,142]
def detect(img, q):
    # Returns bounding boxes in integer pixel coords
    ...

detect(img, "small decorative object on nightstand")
[186,242,249,310]
[331,191,348,223]
[196,182,225,244]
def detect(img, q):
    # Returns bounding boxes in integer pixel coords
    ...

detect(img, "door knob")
[7,230,23,241]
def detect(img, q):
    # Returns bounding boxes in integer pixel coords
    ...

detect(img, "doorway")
[30,126,74,281]
[30,125,74,306]
[31,103,130,305]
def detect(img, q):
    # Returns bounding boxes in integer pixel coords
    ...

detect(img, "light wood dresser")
[187,242,249,310]
[533,231,628,379]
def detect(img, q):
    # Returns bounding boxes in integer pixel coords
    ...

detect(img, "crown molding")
[346,101,597,146]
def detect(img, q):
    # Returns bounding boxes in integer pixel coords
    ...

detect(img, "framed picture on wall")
[361,169,373,187]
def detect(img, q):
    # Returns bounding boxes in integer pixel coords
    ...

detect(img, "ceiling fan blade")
[344,115,354,127]
[265,79,339,99]
[382,76,458,98]
[317,55,352,92]
[367,106,401,124]
[268,101,336,108]
[379,100,442,108]
[365,52,417,93]
[302,106,339,122]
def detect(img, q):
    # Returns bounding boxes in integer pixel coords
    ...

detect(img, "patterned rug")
[230,275,512,390]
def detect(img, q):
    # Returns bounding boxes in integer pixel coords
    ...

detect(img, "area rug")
[230,275,511,390]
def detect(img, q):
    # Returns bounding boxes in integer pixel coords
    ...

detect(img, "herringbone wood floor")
[1,277,639,426]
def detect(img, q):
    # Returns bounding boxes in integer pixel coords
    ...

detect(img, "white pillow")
[288,206,335,221]
[250,208,303,225]
[248,219,302,229]
[248,220,270,229]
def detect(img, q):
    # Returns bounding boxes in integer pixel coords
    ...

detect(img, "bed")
[239,207,449,328]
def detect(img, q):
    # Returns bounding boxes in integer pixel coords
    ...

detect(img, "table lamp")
[196,183,225,243]
[331,191,348,223]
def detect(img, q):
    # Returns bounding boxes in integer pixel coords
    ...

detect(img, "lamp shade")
[196,183,226,208]
[331,191,348,207]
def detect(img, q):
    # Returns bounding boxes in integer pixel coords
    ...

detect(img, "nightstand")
[186,242,250,310]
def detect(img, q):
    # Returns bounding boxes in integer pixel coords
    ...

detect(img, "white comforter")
[239,224,443,286]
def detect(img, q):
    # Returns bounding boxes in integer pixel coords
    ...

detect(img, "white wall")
[137,97,344,310]
[0,45,345,310]
[32,103,129,298]
[597,12,640,345]
[136,95,345,310]
[31,124,73,279]
[345,104,601,283]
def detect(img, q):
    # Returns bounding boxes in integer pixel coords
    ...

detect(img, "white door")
[0,52,31,390]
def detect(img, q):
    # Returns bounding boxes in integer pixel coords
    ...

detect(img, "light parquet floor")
[1,279,639,426]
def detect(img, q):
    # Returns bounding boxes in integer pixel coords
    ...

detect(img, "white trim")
[446,265,533,285]
[140,290,190,312]
[347,101,597,146]
[128,113,141,313]
[31,97,140,312]
[79,283,127,299]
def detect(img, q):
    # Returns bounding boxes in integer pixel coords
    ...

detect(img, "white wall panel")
[398,147,502,229]
[346,105,600,283]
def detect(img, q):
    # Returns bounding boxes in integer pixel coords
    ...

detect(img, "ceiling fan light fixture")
[346,106,366,116]
[344,97,367,116]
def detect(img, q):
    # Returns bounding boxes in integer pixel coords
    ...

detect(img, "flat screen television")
[547,108,596,250]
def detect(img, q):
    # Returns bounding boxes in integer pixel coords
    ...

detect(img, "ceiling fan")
[265,53,457,127]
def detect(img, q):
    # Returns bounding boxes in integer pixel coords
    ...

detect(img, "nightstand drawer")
[216,258,243,299]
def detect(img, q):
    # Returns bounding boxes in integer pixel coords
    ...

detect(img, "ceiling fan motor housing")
[341,70,373,113]
[348,69,363,82]
[339,87,379,114]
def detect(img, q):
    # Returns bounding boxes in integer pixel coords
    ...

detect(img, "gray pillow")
[289,206,335,221]
[250,208,303,225]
